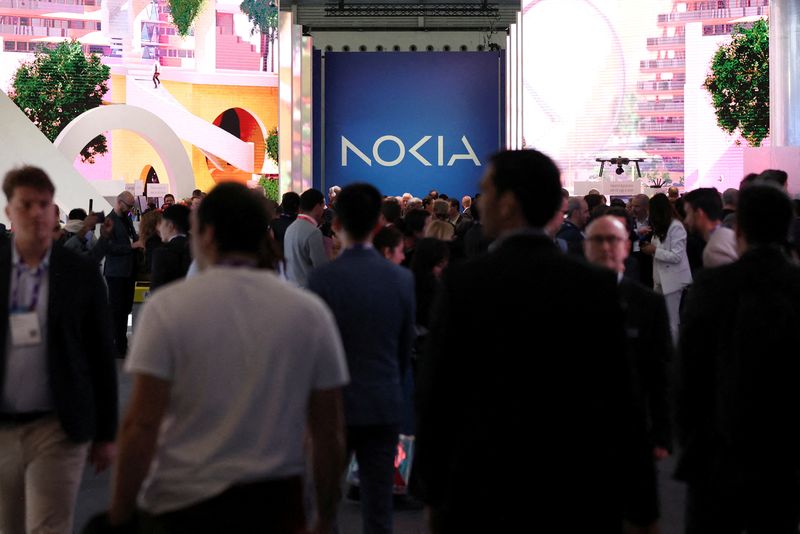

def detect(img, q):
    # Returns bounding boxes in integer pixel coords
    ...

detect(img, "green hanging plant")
[170,0,205,37]
[266,127,279,164]
[259,175,279,201]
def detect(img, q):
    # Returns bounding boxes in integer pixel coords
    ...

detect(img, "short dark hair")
[381,198,402,225]
[281,191,300,214]
[3,166,55,200]
[336,183,382,241]
[758,169,788,187]
[192,189,203,198]
[448,198,460,211]
[404,208,430,236]
[68,208,87,221]
[164,193,175,201]
[162,204,191,234]
[300,189,325,212]
[584,193,604,213]
[196,182,271,258]
[738,184,793,247]
[373,224,403,253]
[489,150,561,227]
[684,188,723,222]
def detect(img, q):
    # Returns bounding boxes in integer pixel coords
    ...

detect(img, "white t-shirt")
[125,266,349,514]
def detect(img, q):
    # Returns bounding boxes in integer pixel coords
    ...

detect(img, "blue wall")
[323,52,503,201]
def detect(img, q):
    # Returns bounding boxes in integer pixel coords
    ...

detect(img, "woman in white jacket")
[642,193,692,341]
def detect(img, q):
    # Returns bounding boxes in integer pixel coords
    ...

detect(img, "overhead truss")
[324,3,500,17]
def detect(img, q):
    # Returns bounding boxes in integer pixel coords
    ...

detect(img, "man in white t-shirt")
[106,183,349,533]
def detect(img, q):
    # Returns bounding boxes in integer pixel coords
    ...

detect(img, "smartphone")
[89,199,93,213]
[95,211,105,223]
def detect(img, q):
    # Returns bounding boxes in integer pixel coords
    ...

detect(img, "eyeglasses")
[119,199,133,210]
[586,235,625,245]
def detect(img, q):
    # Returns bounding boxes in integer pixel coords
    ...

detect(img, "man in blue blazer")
[309,183,416,534]
[0,166,117,533]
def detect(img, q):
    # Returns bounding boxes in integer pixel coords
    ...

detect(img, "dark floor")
[73,330,687,533]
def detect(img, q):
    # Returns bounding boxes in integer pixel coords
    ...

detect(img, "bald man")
[585,216,673,459]
[96,191,143,356]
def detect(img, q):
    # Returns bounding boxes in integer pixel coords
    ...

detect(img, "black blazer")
[416,233,658,532]
[0,237,118,443]
[619,277,673,451]
[676,245,800,485]
[150,235,191,291]
[94,210,138,278]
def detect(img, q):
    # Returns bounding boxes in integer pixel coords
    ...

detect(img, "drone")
[595,156,644,178]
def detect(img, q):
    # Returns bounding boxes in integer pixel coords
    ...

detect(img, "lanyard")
[10,263,45,313]
[297,214,317,227]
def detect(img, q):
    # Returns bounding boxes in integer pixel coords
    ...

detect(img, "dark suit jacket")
[150,235,191,291]
[416,233,657,532]
[676,245,800,486]
[619,277,673,451]
[94,210,138,278]
[270,213,297,248]
[0,237,118,443]
[308,247,415,427]
[556,219,585,256]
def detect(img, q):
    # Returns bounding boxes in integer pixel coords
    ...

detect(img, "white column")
[193,1,216,73]
[770,0,800,146]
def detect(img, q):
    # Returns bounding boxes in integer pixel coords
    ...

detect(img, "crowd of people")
[0,151,798,534]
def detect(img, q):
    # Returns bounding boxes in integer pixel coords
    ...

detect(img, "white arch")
[54,104,195,199]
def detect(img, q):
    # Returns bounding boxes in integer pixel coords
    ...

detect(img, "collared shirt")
[168,234,187,243]
[1,241,52,412]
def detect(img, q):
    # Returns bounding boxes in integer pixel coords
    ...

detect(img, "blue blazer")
[0,236,118,443]
[308,247,415,427]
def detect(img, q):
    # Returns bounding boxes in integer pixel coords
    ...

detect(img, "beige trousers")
[0,416,89,534]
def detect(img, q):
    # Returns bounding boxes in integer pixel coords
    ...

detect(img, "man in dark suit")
[584,215,673,458]
[0,166,117,533]
[93,190,142,356]
[309,183,416,534]
[416,150,658,533]
[270,191,300,249]
[556,195,589,256]
[151,204,191,291]
[677,184,800,533]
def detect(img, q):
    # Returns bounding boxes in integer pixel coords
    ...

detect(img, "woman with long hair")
[642,193,692,341]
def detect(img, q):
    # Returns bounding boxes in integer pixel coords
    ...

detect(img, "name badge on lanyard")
[10,312,41,346]
[9,264,44,347]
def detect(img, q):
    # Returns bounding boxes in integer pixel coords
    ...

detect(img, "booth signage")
[324,52,502,200]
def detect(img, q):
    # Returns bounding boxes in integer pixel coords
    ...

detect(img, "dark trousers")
[347,425,398,534]
[140,477,305,534]
[106,277,135,356]
[685,477,800,534]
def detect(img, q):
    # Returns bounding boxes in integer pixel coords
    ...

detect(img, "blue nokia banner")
[323,52,503,200]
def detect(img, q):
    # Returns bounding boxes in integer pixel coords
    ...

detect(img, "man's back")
[416,233,656,531]
[271,213,296,248]
[126,266,348,514]
[677,245,800,484]
[283,217,328,287]
[308,247,415,426]
[150,235,191,291]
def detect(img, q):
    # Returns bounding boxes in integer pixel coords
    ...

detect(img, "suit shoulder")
[52,243,99,273]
